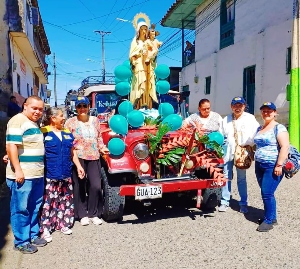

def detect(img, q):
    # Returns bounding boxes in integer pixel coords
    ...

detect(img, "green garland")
[196,133,224,158]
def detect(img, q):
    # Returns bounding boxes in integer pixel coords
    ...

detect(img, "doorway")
[243,65,256,114]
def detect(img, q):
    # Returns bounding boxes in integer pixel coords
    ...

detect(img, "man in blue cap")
[219,97,260,213]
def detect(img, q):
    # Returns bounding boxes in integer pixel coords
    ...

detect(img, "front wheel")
[101,167,125,221]
[201,188,222,210]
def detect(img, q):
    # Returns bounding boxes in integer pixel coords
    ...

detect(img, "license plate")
[135,185,162,200]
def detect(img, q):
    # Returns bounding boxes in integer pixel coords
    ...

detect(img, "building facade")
[0,0,50,116]
[161,0,293,124]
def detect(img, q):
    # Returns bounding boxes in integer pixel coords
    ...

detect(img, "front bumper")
[119,176,226,196]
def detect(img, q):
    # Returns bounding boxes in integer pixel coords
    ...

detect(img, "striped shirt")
[6,113,45,179]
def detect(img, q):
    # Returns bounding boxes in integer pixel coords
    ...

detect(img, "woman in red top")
[65,97,108,226]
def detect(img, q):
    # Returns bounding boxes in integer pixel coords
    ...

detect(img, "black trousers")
[72,159,103,219]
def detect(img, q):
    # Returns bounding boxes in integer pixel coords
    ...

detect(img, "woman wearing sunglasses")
[65,97,108,226]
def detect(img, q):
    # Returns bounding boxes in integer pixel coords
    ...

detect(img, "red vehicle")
[99,122,226,221]
[80,81,226,221]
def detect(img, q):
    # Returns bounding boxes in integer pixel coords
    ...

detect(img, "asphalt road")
[1,166,300,269]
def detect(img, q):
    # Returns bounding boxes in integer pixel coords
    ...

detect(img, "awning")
[161,0,204,29]
[84,85,116,96]
[9,32,48,84]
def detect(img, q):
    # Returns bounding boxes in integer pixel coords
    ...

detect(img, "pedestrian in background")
[254,102,289,232]
[65,97,108,226]
[40,107,85,242]
[7,96,21,117]
[6,96,47,254]
[219,97,260,213]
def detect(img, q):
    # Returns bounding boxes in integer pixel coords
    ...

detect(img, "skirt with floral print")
[40,177,74,233]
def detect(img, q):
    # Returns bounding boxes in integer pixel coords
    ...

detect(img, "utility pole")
[94,30,111,83]
[289,0,300,150]
[53,53,57,107]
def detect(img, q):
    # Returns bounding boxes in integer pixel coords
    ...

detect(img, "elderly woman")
[40,107,85,242]
[254,102,289,232]
[65,97,108,226]
[181,98,222,133]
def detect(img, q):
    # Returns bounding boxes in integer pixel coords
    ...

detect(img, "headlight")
[133,143,149,160]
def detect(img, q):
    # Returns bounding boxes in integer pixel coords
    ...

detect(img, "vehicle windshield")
[95,92,121,114]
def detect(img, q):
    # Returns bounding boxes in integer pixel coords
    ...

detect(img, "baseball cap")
[231,96,246,105]
[260,102,276,110]
[75,96,90,107]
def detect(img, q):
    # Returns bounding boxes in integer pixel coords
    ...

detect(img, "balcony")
[9,31,48,84]
[183,47,195,67]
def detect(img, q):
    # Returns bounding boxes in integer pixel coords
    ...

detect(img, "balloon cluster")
[107,100,145,156]
[114,60,132,96]
[114,62,171,97]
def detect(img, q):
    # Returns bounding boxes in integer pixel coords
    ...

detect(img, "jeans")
[221,160,247,206]
[255,162,283,224]
[6,177,44,247]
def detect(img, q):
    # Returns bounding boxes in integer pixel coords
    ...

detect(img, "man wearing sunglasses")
[65,97,108,226]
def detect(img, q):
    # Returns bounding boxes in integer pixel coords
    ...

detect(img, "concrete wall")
[182,0,293,125]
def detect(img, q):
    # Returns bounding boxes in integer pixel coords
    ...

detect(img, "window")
[17,74,21,94]
[286,47,292,74]
[27,83,30,97]
[205,76,211,95]
[220,0,235,49]
[226,0,235,22]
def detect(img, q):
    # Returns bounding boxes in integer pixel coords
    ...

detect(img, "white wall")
[181,0,293,124]
[11,41,35,98]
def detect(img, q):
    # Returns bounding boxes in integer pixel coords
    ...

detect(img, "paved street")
[1,166,300,269]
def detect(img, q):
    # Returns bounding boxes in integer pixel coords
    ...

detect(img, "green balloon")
[122,60,131,69]
[155,64,170,79]
[115,81,131,96]
[162,114,182,131]
[156,80,170,94]
[127,110,144,128]
[158,103,174,118]
[108,138,125,156]
[114,65,132,81]
[208,131,224,145]
[118,100,133,117]
[109,115,128,135]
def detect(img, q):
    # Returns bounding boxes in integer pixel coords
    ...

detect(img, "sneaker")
[41,228,52,243]
[90,217,102,225]
[257,218,278,226]
[61,227,72,235]
[239,205,248,214]
[14,243,37,254]
[31,237,47,247]
[80,217,90,226]
[218,204,229,212]
[256,222,274,232]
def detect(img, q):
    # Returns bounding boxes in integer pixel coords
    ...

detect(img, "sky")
[38,0,191,105]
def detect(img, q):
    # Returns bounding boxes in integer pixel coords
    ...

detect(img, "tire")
[201,188,222,210]
[101,167,125,221]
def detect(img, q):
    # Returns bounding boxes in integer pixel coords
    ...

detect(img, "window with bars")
[205,76,211,95]
[220,0,235,49]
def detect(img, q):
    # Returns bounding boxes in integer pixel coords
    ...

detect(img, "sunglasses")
[76,104,88,108]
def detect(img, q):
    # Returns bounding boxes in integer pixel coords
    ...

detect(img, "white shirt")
[222,112,260,162]
[184,111,223,133]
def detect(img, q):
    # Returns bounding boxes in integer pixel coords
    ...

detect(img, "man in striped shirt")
[6,96,47,254]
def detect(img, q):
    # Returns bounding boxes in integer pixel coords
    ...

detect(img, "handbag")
[274,124,300,178]
[232,116,254,169]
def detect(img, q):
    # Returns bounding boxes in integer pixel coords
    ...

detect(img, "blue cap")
[260,102,276,110]
[75,96,90,107]
[231,96,246,105]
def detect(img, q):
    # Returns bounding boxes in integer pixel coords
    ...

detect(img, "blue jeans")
[6,177,44,247]
[221,160,247,206]
[255,162,283,224]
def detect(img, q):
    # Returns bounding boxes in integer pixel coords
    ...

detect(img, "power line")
[61,0,151,27]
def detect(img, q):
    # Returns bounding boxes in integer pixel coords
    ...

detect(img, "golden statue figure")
[129,13,159,109]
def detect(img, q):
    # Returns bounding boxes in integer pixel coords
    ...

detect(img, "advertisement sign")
[20,59,26,75]
[95,92,121,114]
